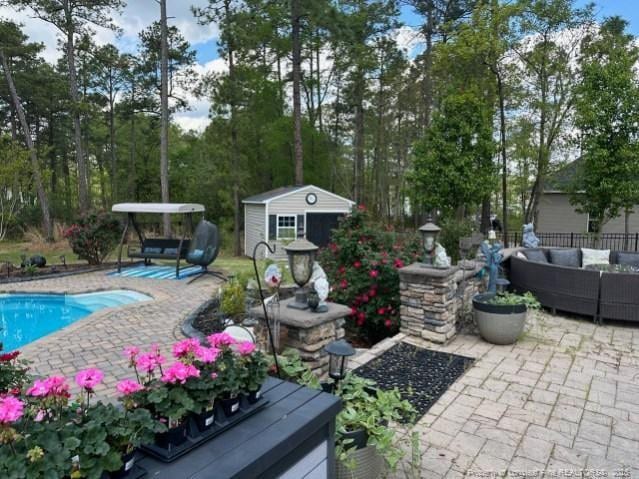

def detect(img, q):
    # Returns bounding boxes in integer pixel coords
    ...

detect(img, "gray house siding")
[244,204,266,259]
[538,193,639,233]
[538,193,588,233]
[243,185,354,259]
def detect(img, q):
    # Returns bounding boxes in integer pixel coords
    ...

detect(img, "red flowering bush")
[64,211,122,265]
[319,207,421,344]
[0,349,29,394]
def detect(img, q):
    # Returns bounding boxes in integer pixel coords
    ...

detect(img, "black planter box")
[141,394,268,463]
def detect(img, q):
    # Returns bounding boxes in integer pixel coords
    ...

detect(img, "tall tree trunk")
[291,0,304,186]
[224,0,242,256]
[0,49,53,240]
[353,74,365,204]
[129,105,137,200]
[316,38,323,133]
[422,3,434,131]
[497,73,508,247]
[159,0,171,236]
[109,75,117,203]
[62,1,89,213]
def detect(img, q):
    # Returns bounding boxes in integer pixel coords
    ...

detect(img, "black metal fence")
[505,232,639,252]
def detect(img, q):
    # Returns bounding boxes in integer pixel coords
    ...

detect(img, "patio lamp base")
[287,288,310,310]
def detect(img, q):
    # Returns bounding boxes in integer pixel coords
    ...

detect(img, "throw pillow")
[581,248,610,268]
[522,249,548,263]
[548,248,580,268]
[143,247,162,254]
[615,252,639,268]
[163,247,178,256]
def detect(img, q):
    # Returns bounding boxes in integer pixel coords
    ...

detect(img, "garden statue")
[522,223,540,248]
[310,262,330,312]
[433,243,451,268]
[480,240,503,293]
[264,263,282,291]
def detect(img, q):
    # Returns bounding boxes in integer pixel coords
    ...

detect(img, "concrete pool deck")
[4,269,221,399]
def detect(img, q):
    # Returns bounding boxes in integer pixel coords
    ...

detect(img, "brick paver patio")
[352,311,639,477]
[5,270,221,399]
[6,270,639,476]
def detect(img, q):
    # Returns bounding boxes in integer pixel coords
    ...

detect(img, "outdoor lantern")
[325,339,356,385]
[419,219,441,266]
[284,237,319,309]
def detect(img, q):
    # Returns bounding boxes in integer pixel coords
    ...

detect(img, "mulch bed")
[0,261,128,284]
[354,342,474,421]
[191,300,228,336]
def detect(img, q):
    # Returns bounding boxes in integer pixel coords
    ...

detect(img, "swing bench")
[112,203,205,278]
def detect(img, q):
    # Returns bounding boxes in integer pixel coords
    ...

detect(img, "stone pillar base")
[252,298,349,377]
[399,262,482,344]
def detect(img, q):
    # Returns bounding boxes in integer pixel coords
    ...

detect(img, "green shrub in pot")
[335,375,414,472]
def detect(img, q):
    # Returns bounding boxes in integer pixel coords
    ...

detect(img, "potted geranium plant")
[472,291,540,345]
[207,333,243,416]
[173,338,222,433]
[236,341,268,404]
[122,344,198,450]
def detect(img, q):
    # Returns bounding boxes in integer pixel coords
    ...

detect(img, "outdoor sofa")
[508,248,639,323]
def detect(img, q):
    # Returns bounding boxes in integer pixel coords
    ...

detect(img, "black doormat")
[354,342,475,422]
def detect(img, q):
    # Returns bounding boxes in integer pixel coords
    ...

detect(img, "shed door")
[306,213,344,247]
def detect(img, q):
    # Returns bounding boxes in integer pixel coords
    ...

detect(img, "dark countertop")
[138,377,341,478]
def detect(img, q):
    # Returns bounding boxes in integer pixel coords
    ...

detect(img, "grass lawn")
[0,240,292,283]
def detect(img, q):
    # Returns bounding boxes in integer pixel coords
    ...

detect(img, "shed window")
[277,215,296,239]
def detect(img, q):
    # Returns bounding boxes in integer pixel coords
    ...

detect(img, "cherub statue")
[433,243,451,268]
[522,223,540,248]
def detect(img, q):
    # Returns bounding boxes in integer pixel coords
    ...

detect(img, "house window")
[587,214,598,233]
[277,215,296,239]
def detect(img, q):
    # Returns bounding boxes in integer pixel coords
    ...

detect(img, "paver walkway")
[351,311,639,477]
[5,270,221,399]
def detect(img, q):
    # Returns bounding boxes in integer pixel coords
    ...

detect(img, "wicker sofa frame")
[508,248,639,323]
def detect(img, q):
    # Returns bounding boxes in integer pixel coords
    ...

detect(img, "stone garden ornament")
[433,243,451,268]
[522,223,540,248]
[310,262,330,312]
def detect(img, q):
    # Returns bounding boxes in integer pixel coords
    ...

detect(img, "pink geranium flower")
[207,332,237,348]
[75,368,104,390]
[161,362,200,384]
[0,396,23,424]
[136,348,166,374]
[172,338,201,358]
[116,379,144,395]
[194,346,220,364]
[237,341,256,356]
[27,376,70,398]
[369,269,379,279]
[123,346,139,360]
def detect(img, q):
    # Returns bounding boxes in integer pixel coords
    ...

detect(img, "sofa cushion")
[549,248,580,268]
[522,249,548,263]
[581,248,610,268]
[615,251,639,268]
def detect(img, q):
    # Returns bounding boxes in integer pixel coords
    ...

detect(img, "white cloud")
[0,0,220,63]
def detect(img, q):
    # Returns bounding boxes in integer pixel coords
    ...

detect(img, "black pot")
[247,388,262,404]
[341,428,368,450]
[109,450,136,478]
[220,395,241,416]
[307,292,320,310]
[155,421,188,450]
[193,406,216,432]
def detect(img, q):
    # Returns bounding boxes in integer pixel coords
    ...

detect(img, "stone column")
[399,263,482,344]
[251,298,350,377]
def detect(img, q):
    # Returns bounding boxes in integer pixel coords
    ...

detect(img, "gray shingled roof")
[543,159,582,192]
[242,185,305,203]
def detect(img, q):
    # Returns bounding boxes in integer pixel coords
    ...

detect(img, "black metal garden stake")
[252,241,281,378]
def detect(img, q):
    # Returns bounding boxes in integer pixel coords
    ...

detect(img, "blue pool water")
[0,290,152,351]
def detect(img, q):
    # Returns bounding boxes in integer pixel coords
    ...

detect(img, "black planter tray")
[140,395,269,463]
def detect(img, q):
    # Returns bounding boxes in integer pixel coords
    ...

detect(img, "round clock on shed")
[306,193,318,205]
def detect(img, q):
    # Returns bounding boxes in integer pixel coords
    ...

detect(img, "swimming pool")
[0,290,152,351]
